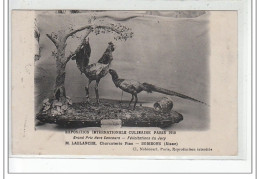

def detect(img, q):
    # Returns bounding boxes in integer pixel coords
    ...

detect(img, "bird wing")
[85,63,109,79]
[118,80,143,94]
[72,42,91,74]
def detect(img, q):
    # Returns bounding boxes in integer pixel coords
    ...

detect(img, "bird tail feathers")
[142,82,208,105]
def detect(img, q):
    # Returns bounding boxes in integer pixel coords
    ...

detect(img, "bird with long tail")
[72,39,115,104]
[108,69,208,110]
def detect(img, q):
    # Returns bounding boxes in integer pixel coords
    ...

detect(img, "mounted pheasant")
[43,15,133,107]
[72,39,115,104]
[109,69,208,109]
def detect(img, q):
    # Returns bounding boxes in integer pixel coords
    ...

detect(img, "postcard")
[11,10,237,156]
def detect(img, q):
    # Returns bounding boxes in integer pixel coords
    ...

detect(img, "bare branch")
[65,29,92,64]
[64,25,93,40]
[62,23,132,64]
[46,34,58,47]
[94,25,133,41]
[96,25,121,33]
[64,22,132,42]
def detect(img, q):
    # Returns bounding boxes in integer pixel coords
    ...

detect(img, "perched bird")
[72,39,115,104]
[109,69,207,109]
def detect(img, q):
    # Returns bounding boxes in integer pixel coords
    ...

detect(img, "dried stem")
[46,34,58,47]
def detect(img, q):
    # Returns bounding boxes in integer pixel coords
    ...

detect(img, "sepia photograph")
[34,10,209,131]
[11,10,237,156]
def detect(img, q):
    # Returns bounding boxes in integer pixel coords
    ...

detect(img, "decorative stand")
[36,99,183,129]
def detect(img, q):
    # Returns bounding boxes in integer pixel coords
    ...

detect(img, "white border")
[5,0,254,175]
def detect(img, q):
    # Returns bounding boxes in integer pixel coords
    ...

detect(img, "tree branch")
[64,25,93,40]
[95,25,121,34]
[65,29,92,64]
[62,23,132,64]
[46,34,58,47]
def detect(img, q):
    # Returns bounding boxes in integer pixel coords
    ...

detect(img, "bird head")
[109,69,118,79]
[108,42,115,52]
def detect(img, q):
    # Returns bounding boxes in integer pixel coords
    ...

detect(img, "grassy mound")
[36,99,183,128]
